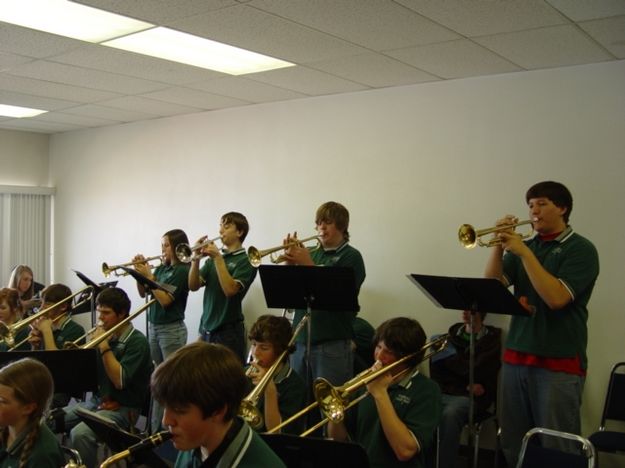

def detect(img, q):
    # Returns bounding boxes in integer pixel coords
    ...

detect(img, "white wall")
[37,59,625,457]
[0,129,49,186]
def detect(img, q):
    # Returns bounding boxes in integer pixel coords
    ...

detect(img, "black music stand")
[258,265,358,403]
[0,349,98,395]
[120,267,176,296]
[408,274,527,462]
[75,407,170,468]
[261,433,369,468]
[72,270,117,321]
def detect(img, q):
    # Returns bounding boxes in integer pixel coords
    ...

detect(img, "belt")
[203,321,243,335]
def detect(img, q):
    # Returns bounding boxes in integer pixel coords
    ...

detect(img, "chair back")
[516,427,596,468]
[600,362,625,429]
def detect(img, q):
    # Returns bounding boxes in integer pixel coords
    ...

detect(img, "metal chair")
[516,427,596,468]
[61,445,84,468]
[588,362,625,462]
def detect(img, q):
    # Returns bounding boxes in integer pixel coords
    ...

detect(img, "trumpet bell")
[175,244,194,263]
[247,246,262,268]
[458,224,478,249]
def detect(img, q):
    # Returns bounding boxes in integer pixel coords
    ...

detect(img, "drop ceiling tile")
[0,118,80,133]
[0,23,84,59]
[386,39,522,79]
[95,96,203,117]
[0,90,79,110]
[188,77,307,103]
[308,53,439,87]
[32,112,121,128]
[172,4,368,63]
[0,52,33,71]
[140,87,250,110]
[245,66,369,95]
[396,0,568,36]
[475,25,615,69]
[49,44,225,85]
[249,0,459,50]
[0,74,121,103]
[7,60,167,94]
[546,0,625,21]
[580,16,625,59]
[61,104,155,122]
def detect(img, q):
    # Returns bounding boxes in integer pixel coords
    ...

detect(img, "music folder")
[72,270,117,315]
[258,265,358,312]
[120,267,176,296]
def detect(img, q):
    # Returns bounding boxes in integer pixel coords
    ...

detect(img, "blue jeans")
[290,339,354,386]
[200,321,246,364]
[500,363,585,467]
[438,394,471,468]
[149,320,187,432]
[64,398,136,468]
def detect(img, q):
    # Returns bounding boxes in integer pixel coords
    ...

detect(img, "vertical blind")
[0,189,52,289]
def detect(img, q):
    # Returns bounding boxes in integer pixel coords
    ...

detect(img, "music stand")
[258,265,358,405]
[0,349,98,395]
[408,274,527,460]
[72,270,117,321]
[261,433,369,468]
[120,267,176,296]
[75,407,169,468]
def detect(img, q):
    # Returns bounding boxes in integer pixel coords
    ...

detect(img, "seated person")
[0,357,64,468]
[0,288,29,352]
[63,287,153,468]
[246,315,306,434]
[151,341,286,468]
[328,317,442,468]
[429,310,501,468]
[7,265,41,316]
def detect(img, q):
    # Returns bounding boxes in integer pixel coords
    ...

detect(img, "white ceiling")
[0,0,623,134]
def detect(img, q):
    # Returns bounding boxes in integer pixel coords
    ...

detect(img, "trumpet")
[238,316,308,430]
[100,431,172,468]
[0,286,92,347]
[247,234,321,268]
[102,255,163,277]
[458,219,534,249]
[267,334,449,436]
[175,236,222,263]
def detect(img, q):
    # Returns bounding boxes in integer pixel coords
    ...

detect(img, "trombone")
[64,299,156,350]
[247,235,321,268]
[175,236,221,263]
[267,334,449,436]
[102,255,163,277]
[0,286,92,348]
[458,219,534,249]
[238,315,309,430]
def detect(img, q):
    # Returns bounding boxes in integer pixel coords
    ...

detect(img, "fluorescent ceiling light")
[103,27,295,75]
[0,0,152,42]
[0,104,47,118]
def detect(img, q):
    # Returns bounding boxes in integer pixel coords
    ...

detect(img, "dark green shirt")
[96,325,153,409]
[199,249,257,333]
[174,419,286,468]
[53,316,85,348]
[0,327,29,352]
[150,263,190,324]
[293,242,366,344]
[355,371,441,468]
[503,227,599,368]
[0,423,64,468]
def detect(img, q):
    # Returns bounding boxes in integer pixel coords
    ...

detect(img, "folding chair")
[516,427,596,468]
[588,362,625,461]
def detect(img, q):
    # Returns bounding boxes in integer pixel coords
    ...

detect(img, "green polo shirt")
[198,249,257,333]
[503,227,599,368]
[355,370,441,468]
[96,325,153,409]
[150,263,190,324]
[252,363,306,435]
[53,316,85,348]
[174,419,286,468]
[0,327,29,352]
[293,242,366,344]
[0,423,64,468]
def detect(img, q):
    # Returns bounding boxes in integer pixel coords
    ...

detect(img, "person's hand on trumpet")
[493,215,530,256]
[282,232,315,265]
[133,254,153,278]
[194,235,221,260]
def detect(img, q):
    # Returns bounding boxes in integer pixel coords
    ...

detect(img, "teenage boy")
[283,201,366,389]
[484,180,599,466]
[64,287,153,468]
[188,212,257,363]
[328,317,441,468]
[151,342,286,468]
[246,315,306,434]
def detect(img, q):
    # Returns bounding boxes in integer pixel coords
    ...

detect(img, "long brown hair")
[0,358,54,468]
[7,266,34,300]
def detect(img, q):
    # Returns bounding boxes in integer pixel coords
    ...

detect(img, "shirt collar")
[322,240,349,254]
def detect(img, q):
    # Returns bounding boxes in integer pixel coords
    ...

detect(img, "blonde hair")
[7,266,34,300]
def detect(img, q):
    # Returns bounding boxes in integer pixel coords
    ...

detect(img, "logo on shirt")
[395,394,411,405]
[551,247,563,255]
